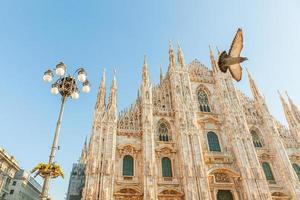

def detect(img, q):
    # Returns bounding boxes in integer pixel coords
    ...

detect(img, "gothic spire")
[160,64,164,82]
[286,91,300,123]
[95,68,106,111]
[168,41,176,72]
[108,70,117,111]
[142,55,150,86]
[278,91,297,128]
[216,46,221,56]
[209,45,218,73]
[177,42,185,68]
[79,136,88,163]
[247,69,262,101]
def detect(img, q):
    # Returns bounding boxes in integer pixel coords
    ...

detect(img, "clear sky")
[0,0,299,199]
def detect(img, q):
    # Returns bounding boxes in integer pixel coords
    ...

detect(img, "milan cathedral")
[79,43,300,200]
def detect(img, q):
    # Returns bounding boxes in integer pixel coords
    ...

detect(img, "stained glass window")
[123,155,134,176]
[292,163,300,180]
[158,122,169,141]
[197,90,211,112]
[162,157,172,177]
[207,132,221,152]
[262,162,275,181]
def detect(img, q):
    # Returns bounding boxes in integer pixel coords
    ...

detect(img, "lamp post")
[40,62,91,200]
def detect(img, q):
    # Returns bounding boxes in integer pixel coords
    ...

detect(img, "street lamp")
[37,62,90,200]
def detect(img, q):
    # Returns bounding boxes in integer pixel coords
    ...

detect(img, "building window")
[9,190,14,195]
[4,178,11,189]
[12,181,16,186]
[123,155,134,176]
[162,157,172,177]
[262,162,275,182]
[197,90,211,112]
[207,132,221,152]
[158,122,169,141]
[217,190,233,200]
[251,130,263,147]
[292,163,300,180]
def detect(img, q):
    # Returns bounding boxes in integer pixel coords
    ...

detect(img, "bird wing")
[229,28,243,57]
[229,64,242,81]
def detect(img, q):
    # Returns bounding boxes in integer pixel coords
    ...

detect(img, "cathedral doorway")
[208,168,241,200]
[217,190,234,200]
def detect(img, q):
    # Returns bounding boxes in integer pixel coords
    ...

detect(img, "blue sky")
[0,0,299,199]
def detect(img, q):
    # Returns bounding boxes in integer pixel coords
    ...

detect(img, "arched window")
[162,157,172,177]
[123,155,134,176]
[207,132,221,152]
[292,163,300,180]
[197,90,211,112]
[262,162,275,182]
[158,122,169,141]
[251,130,263,148]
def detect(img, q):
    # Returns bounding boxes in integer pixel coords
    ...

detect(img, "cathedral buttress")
[82,69,108,200]
[99,71,118,199]
[140,56,158,199]
[167,43,211,200]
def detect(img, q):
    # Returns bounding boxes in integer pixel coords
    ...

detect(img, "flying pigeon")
[218,28,248,81]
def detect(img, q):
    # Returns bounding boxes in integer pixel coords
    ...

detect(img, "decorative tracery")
[197,90,211,112]
[157,120,171,142]
[159,123,169,141]
[251,130,263,148]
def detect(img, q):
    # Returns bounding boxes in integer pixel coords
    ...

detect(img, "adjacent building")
[66,140,87,200]
[6,169,42,200]
[81,43,300,199]
[0,148,42,200]
[0,147,20,199]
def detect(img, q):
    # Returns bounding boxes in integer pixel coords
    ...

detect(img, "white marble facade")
[81,43,300,200]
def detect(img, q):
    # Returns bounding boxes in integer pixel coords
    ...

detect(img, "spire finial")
[247,69,262,101]
[209,45,213,55]
[216,46,221,56]
[177,42,185,67]
[246,68,251,80]
[101,68,106,86]
[285,91,300,123]
[168,41,175,71]
[278,90,299,128]
[108,69,117,110]
[209,45,218,73]
[277,90,284,99]
[80,136,88,163]
[142,55,150,85]
[95,67,106,110]
[112,69,116,89]
[160,64,164,82]
[285,91,291,101]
